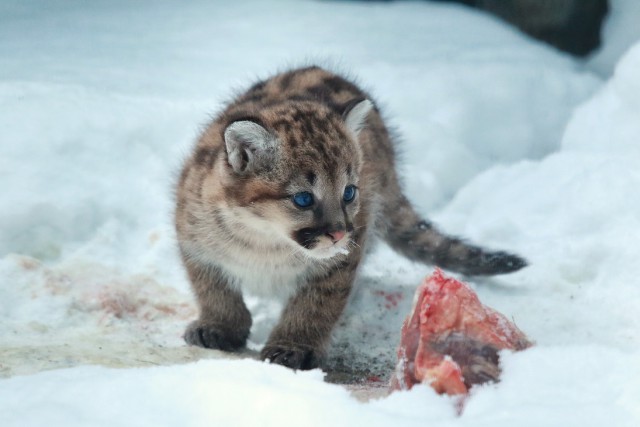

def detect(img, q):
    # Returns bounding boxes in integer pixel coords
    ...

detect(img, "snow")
[1,0,639,426]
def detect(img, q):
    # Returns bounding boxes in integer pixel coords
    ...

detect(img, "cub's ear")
[223,121,278,174]
[343,99,373,138]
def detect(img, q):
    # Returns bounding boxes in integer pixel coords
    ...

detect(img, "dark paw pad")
[261,346,321,370]
[183,321,246,352]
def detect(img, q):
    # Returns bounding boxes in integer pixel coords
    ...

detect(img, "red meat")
[390,269,532,395]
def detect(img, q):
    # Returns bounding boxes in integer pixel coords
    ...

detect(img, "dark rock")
[477,0,609,56]
[336,0,609,57]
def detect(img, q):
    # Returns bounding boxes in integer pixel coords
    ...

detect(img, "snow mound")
[566,42,640,154]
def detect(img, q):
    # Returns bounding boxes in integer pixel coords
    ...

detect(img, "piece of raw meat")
[390,268,532,395]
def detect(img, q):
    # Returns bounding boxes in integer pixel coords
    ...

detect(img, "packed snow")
[1,0,639,425]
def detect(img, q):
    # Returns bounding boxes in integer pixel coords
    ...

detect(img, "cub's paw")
[261,345,321,370]
[183,321,247,352]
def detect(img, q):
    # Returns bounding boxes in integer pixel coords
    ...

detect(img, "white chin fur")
[304,242,350,260]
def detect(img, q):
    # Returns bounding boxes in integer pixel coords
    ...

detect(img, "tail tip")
[491,251,528,274]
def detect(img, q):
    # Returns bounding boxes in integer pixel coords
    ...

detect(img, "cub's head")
[220,99,372,259]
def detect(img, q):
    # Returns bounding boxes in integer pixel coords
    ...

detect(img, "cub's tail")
[379,195,527,276]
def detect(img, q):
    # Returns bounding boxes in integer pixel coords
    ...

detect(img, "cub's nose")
[326,230,346,244]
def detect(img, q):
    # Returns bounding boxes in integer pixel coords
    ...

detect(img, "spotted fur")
[175,66,527,370]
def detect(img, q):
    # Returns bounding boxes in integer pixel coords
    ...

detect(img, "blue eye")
[343,185,356,203]
[292,191,314,208]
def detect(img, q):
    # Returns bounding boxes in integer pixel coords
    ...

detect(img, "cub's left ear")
[343,99,373,138]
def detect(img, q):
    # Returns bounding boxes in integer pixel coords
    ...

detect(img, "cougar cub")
[175,66,526,370]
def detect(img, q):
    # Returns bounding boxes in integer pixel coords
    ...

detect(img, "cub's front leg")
[261,257,360,370]
[182,257,252,352]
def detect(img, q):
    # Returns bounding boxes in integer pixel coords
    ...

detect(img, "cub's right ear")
[223,121,278,174]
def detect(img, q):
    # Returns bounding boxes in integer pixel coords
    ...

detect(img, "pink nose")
[327,230,346,243]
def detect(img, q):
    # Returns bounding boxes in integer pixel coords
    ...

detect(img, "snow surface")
[1,0,639,426]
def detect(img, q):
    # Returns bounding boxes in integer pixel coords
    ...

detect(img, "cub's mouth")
[292,226,351,257]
